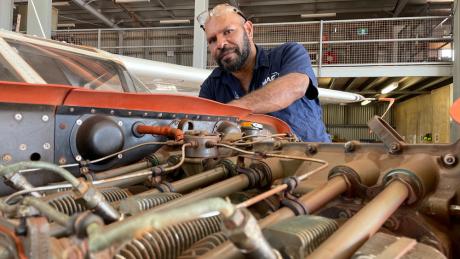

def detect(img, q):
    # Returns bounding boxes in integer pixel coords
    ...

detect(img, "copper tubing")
[236,184,288,209]
[136,124,184,141]
[308,180,409,259]
[215,143,328,165]
[161,143,191,171]
[235,162,330,209]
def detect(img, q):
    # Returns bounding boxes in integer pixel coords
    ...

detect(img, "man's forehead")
[205,14,243,33]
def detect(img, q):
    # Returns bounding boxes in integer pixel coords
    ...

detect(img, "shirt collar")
[209,44,268,78]
[254,45,269,69]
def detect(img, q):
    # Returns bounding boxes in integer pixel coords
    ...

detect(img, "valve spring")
[115,215,222,259]
[47,187,130,215]
[100,188,130,202]
[47,195,85,216]
[54,187,72,193]
[296,218,338,255]
[178,232,227,259]
[135,192,183,212]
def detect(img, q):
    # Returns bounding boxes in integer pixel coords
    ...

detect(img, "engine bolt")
[75,155,82,161]
[69,107,75,112]
[117,154,123,159]
[76,119,82,126]
[14,113,23,121]
[91,109,96,114]
[344,141,355,152]
[306,144,317,155]
[443,154,456,167]
[43,143,51,150]
[59,157,67,165]
[110,110,115,115]
[389,143,400,153]
[338,211,349,219]
[2,154,12,162]
[19,144,27,151]
[41,115,49,122]
[118,121,123,127]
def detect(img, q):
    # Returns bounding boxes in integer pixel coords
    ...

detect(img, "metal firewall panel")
[0,103,55,165]
[0,103,55,195]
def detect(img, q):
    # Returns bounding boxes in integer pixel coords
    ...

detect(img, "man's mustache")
[218,47,238,60]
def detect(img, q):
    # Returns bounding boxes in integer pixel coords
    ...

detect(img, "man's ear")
[243,20,254,39]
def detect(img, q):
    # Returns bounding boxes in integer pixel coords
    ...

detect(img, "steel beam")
[451,0,460,143]
[317,64,452,78]
[0,0,14,30]
[393,0,409,17]
[193,0,208,69]
[27,0,52,38]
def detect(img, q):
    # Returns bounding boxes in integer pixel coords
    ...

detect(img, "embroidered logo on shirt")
[262,72,280,86]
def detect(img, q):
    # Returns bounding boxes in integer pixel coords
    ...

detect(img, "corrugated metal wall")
[394,85,451,144]
[322,103,394,142]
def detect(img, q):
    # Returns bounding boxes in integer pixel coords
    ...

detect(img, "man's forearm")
[228,73,309,113]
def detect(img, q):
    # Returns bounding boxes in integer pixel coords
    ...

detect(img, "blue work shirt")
[199,42,330,142]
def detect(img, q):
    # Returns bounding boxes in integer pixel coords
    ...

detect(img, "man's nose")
[216,35,228,49]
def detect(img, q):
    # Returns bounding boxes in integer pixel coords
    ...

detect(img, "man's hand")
[227,73,310,113]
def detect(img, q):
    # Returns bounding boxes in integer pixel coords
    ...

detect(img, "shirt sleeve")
[198,78,215,100]
[279,42,318,100]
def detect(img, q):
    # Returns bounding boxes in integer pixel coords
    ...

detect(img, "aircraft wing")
[116,54,366,104]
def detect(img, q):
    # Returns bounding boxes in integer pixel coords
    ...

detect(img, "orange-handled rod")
[136,124,184,141]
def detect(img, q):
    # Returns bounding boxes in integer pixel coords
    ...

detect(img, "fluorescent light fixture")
[57,23,76,27]
[52,1,70,6]
[381,82,398,94]
[361,100,372,106]
[114,0,150,3]
[159,19,190,24]
[301,13,336,19]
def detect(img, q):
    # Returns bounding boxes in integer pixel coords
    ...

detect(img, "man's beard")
[216,32,250,73]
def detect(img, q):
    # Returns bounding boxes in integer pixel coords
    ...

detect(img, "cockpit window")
[5,38,125,92]
[0,55,22,82]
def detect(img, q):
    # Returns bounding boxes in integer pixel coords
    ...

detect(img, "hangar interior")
[0,0,459,259]
[5,0,456,143]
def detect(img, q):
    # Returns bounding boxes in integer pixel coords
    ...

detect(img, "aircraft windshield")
[0,54,22,82]
[5,38,125,92]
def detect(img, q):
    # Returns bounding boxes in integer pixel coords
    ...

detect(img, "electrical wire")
[231,133,292,146]
[161,143,192,172]
[18,141,177,174]
[215,143,328,165]
[5,143,192,203]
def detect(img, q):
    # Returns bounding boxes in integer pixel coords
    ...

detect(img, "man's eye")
[224,29,233,35]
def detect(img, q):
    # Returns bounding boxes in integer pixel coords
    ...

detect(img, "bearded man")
[197,4,329,142]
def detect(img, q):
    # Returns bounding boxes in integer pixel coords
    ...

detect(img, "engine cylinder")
[116,216,222,259]
[47,187,130,215]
